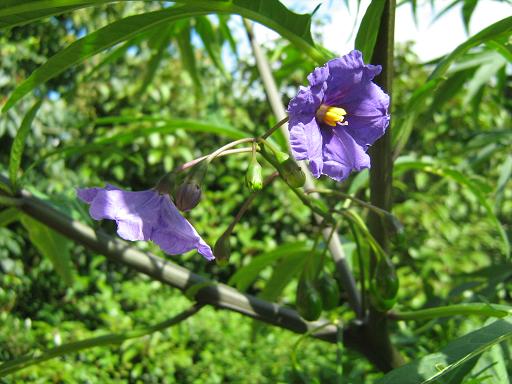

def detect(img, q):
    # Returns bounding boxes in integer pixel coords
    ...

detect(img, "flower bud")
[296,278,323,321]
[370,256,399,311]
[275,151,305,188]
[214,234,231,266]
[173,161,209,211]
[174,182,201,211]
[245,156,263,191]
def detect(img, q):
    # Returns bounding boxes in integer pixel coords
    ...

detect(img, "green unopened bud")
[275,151,305,188]
[246,156,263,191]
[175,182,201,211]
[296,278,323,321]
[214,234,231,266]
[370,256,399,311]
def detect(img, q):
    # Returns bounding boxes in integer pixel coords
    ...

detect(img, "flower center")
[315,104,348,127]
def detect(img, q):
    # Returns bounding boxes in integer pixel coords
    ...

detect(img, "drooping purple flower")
[287,50,390,182]
[76,184,214,261]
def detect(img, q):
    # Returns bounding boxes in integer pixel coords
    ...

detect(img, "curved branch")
[6,184,338,344]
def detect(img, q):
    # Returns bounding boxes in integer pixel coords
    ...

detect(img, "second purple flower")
[287,50,390,182]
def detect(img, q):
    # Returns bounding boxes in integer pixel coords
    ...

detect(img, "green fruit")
[275,151,305,188]
[316,274,340,310]
[296,279,323,321]
[370,257,399,311]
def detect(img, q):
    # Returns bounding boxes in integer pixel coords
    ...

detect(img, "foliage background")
[0,1,511,382]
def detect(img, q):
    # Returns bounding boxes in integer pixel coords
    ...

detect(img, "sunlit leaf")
[228,242,310,291]
[8,99,42,189]
[2,0,330,111]
[0,207,21,227]
[354,0,386,62]
[395,159,510,258]
[376,317,512,384]
[429,16,512,80]
[20,214,73,286]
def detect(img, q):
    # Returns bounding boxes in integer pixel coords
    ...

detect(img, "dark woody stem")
[343,0,406,373]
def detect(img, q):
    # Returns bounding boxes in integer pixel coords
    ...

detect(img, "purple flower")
[287,50,390,182]
[77,184,214,261]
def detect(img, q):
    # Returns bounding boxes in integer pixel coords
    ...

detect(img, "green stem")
[225,172,278,234]
[205,137,256,163]
[259,149,330,220]
[388,303,512,321]
[305,188,393,217]
[174,147,253,173]
[348,221,367,317]
[260,116,289,139]
[0,304,204,377]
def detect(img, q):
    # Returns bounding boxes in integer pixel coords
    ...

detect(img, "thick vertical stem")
[348,0,405,372]
[368,1,395,249]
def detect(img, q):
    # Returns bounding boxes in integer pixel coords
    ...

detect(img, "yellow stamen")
[316,104,348,127]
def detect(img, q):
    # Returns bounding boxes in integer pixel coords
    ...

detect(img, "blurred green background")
[0,1,511,382]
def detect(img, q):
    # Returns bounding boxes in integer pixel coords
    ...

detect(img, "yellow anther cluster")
[316,104,348,127]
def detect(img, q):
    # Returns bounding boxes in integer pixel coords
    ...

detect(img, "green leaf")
[461,0,478,33]
[470,335,510,384]
[24,117,248,174]
[20,215,73,286]
[260,252,308,301]
[463,56,506,104]
[228,242,310,291]
[94,116,248,139]
[395,159,510,258]
[354,0,386,62]
[429,16,512,80]
[0,207,21,227]
[195,16,228,77]
[135,25,172,97]
[429,69,473,112]
[8,99,42,189]
[175,20,202,95]
[0,0,99,29]
[2,0,330,111]
[375,317,512,384]
[495,155,512,214]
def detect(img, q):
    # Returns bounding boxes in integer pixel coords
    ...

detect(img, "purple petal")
[307,64,329,87]
[323,50,382,106]
[76,187,101,204]
[87,188,160,241]
[320,128,370,182]
[343,82,390,148]
[288,116,323,177]
[287,85,323,118]
[151,196,215,260]
[77,185,214,260]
